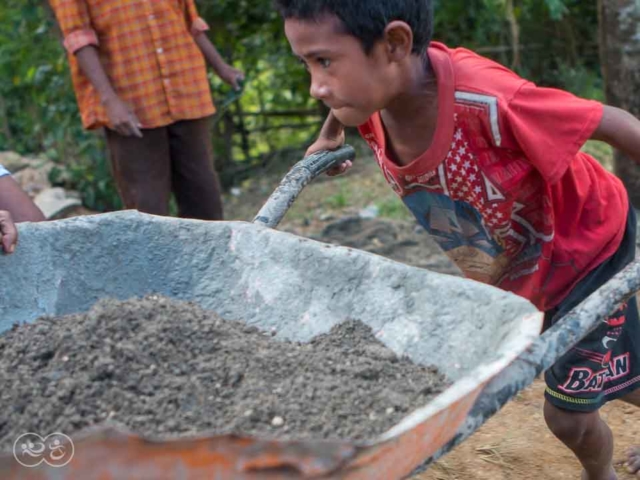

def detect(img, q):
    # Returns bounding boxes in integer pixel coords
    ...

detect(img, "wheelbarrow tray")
[0,211,543,479]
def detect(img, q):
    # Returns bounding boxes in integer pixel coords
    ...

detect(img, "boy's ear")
[383,21,414,61]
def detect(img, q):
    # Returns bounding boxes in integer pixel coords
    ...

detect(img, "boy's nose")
[310,80,330,101]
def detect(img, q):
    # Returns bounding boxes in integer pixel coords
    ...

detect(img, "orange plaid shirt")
[49,0,216,130]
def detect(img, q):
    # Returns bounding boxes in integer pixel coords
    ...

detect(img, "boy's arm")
[193,34,245,91]
[48,0,141,137]
[181,0,244,90]
[0,210,17,255]
[75,46,143,137]
[307,110,351,176]
[0,176,45,223]
[591,105,640,165]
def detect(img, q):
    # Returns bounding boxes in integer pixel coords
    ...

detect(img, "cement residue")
[0,296,449,449]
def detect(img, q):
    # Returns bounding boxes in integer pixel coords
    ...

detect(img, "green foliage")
[552,63,605,101]
[0,3,76,153]
[0,1,117,210]
[0,0,603,212]
[543,0,569,20]
[583,140,614,172]
[327,188,350,209]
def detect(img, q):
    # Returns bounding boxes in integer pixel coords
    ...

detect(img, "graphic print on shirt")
[403,187,510,284]
[363,94,555,288]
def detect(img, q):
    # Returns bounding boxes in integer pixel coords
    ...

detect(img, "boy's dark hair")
[275,0,434,56]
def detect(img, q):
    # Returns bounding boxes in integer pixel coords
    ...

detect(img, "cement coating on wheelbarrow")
[0,295,449,450]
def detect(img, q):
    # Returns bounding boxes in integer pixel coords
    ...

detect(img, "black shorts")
[544,205,640,412]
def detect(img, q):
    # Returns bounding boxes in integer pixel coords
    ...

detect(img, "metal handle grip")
[253,146,356,229]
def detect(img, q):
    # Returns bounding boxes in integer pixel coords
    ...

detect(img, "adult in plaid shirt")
[49,0,244,220]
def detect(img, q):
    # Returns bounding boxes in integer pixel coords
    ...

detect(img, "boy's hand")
[0,210,18,254]
[103,95,143,138]
[218,64,245,91]
[306,132,352,176]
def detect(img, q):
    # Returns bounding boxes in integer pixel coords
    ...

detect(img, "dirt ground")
[416,380,639,480]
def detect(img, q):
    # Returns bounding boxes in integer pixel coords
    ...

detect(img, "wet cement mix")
[0,296,450,450]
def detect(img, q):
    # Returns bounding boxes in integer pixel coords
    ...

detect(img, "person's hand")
[305,129,352,177]
[103,95,143,137]
[218,64,245,91]
[0,210,18,254]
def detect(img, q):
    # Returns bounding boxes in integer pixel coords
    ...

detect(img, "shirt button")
[149,14,155,20]
[157,48,164,54]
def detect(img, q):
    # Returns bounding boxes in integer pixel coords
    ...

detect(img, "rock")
[0,151,55,199]
[0,151,90,220]
[358,205,379,220]
[319,213,335,222]
[33,188,82,220]
[12,165,54,198]
[0,152,44,173]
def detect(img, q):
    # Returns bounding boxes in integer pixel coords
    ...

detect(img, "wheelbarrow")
[0,147,638,479]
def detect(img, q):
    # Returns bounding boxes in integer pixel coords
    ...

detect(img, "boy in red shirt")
[276,1,640,478]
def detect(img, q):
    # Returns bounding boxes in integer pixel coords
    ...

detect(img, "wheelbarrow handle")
[253,145,356,229]
[412,257,640,476]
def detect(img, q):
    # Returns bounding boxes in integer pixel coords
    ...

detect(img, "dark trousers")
[105,116,223,220]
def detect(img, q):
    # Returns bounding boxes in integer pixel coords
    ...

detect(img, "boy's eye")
[317,58,331,68]
[298,58,309,71]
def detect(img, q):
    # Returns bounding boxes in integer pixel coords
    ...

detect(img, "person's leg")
[167,117,223,220]
[546,387,640,479]
[620,389,640,475]
[620,295,640,476]
[544,402,616,480]
[544,297,640,480]
[105,127,172,216]
[621,389,640,407]
[627,449,640,477]
[543,205,639,480]
[544,295,640,480]
[620,339,640,477]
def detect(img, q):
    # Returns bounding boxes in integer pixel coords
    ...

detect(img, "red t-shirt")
[358,42,628,311]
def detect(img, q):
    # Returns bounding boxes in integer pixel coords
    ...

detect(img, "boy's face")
[285,15,394,127]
